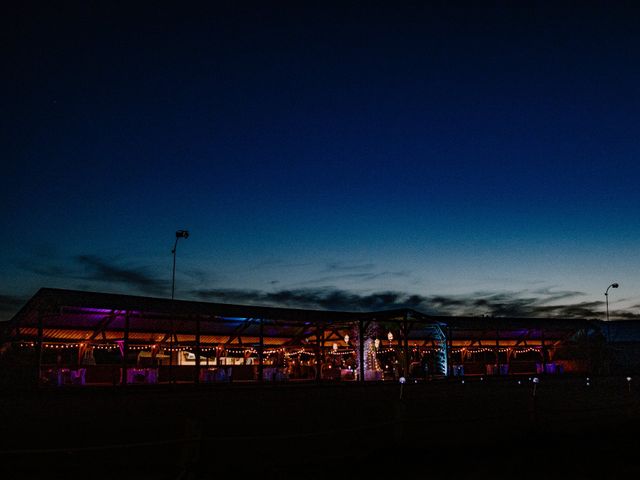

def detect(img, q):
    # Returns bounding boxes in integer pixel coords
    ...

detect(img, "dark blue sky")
[3,2,640,320]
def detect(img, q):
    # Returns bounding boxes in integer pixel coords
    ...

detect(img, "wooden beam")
[283,325,310,346]
[225,318,255,345]
[324,328,343,341]
[87,313,117,341]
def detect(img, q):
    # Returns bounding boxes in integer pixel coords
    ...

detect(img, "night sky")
[3,2,640,321]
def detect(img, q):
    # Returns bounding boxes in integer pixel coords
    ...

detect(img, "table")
[44,368,86,386]
[126,368,158,384]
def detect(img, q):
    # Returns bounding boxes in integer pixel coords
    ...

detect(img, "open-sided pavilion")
[1,288,596,387]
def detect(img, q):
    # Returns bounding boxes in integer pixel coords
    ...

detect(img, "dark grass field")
[1,376,639,479]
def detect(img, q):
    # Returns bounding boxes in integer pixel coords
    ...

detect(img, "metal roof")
[3,288,596,344]
[8,288,432,326]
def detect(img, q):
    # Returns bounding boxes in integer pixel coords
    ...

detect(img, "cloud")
[295,270,410,286]
[75,255,167,295]
[192,287,425,311]
[19,262,75,277]
[189,286,640,319]
[531,288,585,303]
[323,262,376,272]
[0,294,27,314]
[19,252,169,296]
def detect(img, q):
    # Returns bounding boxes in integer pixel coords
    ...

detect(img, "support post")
[402,315,410,378]
[541,329,546,375]
[36,312,44,386]
[195,316,201,384]
[316,325,323,382]
[495,328,500,376]
[258,318,264,382]
[121,312,130,386]
[169,316,174,384]
[447,326,452,377]
[359,320,365,382]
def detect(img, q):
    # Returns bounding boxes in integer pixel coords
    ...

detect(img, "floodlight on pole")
[169,230,188,385]
[171,230,189,301]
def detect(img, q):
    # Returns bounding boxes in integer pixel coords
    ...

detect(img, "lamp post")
[171,230,189,300]
[605,282,619,323]
[605,282,619,343]
[169,229,189,384]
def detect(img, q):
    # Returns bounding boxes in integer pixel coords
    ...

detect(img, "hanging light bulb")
[387,331,394,342]
[332,342,338,352]
[344,334,349,345]
[374,338,380,349]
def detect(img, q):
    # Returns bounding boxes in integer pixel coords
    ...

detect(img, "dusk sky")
[3,2,640,321]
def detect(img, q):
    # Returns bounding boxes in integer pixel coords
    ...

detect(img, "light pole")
[169,229,188,384]
[605,282,619,343]
[605,282,619,323]
[171,230,189,300]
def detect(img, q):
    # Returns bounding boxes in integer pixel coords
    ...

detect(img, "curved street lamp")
[605,282,619,323]
[171,230,189,300]
[605,282,619,344]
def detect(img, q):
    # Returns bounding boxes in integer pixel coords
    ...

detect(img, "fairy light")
[329,349,355,356]
[363,338,382,377]
[226,348,258,355]
[284,349,308,357]
[93,344,119,351]
[42,343,82,349]
[376,348,395,354]
[514,347,542,354]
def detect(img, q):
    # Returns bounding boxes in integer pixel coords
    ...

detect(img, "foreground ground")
[1,376,638,478]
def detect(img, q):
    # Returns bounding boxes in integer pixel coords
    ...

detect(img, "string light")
[450,346,542,354]
[329,349,355,356]
[284,349,308,357]
[375,348,395,354]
